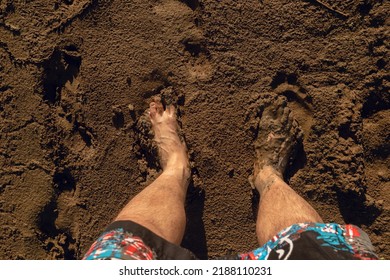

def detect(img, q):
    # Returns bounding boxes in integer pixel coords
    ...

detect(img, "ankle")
[163,164,191,185]
[254,166,283,195]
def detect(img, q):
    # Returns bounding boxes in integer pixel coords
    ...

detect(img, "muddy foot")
[148,96,190,177]
[250,96,303,193]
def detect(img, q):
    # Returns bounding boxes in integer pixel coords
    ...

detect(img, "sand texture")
[0,0,389,259]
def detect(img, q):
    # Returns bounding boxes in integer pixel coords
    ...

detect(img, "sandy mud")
[0,0,389,259]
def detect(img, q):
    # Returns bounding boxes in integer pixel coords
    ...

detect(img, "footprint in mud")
[37,167,79,259]
[271,72,314,140]
[361,35,389,160]
[0,1,93,35]
[153,0,212,83]
[42,44,81,104]
[48,0,95,33]
[140,69,171,100]
[336,88,388,227]
[43,43,96,157]
[361,71,390,160]
[362,105,390,160]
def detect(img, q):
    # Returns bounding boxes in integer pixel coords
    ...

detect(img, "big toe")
[150,97,165,119]
[150,102,157,118]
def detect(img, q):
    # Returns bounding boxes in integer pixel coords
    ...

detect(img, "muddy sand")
[0,0,389,259]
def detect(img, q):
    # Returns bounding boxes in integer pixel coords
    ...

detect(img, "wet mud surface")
[0,0,389,259]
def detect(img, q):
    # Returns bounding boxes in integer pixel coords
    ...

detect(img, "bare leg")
[115,98,190,245]
[251,97,323,246]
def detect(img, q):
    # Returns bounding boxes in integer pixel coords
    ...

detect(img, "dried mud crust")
[0,0,389,260]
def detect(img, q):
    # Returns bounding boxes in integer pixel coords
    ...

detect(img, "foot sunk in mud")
[251,96,303,191]
[148,97,190,175]
[137,96,190,177]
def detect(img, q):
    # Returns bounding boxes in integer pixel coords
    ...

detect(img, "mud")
[0,0,389,259]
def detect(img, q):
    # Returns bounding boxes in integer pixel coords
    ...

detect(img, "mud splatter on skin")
[0,0,389,259]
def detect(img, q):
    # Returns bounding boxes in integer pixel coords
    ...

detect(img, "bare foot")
[250,96,303,194]
[149,97,190,179]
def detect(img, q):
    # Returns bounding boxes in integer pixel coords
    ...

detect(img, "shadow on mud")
[182,185,208,259]
[335,189,382,227]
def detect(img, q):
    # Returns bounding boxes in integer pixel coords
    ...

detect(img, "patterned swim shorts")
[83,221,378,260]
[236,223,378,260]
[83,220,196,260]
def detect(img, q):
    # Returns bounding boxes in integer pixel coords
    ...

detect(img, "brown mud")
[0,0,389,259]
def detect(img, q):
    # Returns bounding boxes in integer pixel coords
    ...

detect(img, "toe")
[166,104,176,117]
[152,96,164,115]
[281,107,291,126]
[276,102,286,119]
[294,121,304,141]
[156,102,164,115]
[149,102,157,118]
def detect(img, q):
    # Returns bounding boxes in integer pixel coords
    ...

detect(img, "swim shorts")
[83,221,378,260]
[83,220,196,260]
[235,223,378,260]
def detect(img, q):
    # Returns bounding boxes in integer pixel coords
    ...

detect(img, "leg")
[254,166,323,245]
[115,98,190,245]
[251,97,322,246]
